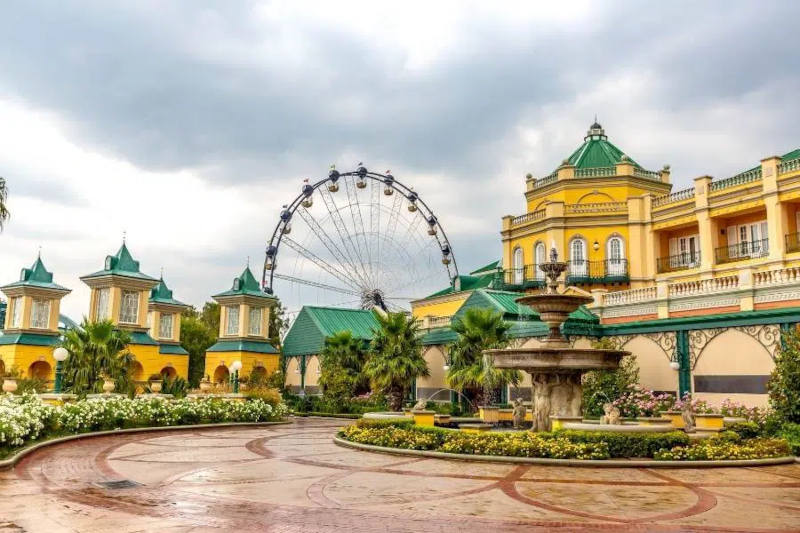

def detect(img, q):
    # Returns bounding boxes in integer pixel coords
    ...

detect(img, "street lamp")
[669,361,680,371]
[231,360,242,393]
[53,347,69,394]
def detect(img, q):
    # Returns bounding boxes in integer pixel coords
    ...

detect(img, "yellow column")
[544,202,565,258]
[762,156,785,263]
[694,176,715,274]
[501,215,513,270]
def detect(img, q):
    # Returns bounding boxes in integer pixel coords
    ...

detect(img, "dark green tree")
[61,319,135,395]
[769,328,800,423]
[318,330,368,409]
[364,312,429,411]
[581,338,640,417]
[180,309,217,387]
[446,308,520,406]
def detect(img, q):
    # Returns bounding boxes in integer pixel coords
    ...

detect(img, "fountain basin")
[486,347,628,372]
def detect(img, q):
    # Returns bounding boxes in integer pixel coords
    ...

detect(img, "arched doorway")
[28,360,52,380]
[131,361,144,382]
[160,366,177,379]
[250,366,267,384]
[213,365,230,384]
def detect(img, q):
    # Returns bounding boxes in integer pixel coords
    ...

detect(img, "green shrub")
[776,422,800,455]
[554,429,689,458]
[768,329,800,423]
[654,438,790,461]
[355,417,414,429]
[727,421,761,439]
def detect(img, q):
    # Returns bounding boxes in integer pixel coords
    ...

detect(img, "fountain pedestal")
[484,248,629,431]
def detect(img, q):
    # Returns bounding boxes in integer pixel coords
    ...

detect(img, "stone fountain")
[485,248,629,431]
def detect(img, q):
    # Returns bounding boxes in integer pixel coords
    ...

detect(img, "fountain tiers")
[484,248,629,432]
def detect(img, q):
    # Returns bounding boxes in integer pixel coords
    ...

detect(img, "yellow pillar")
[763,156,785,263]
[694,176,715,273]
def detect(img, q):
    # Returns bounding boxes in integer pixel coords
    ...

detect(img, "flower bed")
[338,419,792,461]
[0,393,287,458]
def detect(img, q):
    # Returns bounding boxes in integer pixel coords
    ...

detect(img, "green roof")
[207,339,278,354]
[283,306,379,357]
[81,243,157,282]
[601,306,800,334]
[0,332,60,346]
[560,122,642,172]
[129,331,158,345]
[149,278,187,307]
[158,343,189,355]
[214,266,273,299]
[425,273,496,298]
[2,256,70,292]
[453,289,597,323]
[469,260,501,276]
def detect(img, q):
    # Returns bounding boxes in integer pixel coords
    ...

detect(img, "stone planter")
[38,393,78,405]
[2,378,18,394]
[412,410,435,427]
[459,423,493,433]
[434,414,451,425]
[478,406,499,424]
[498,409,513,422]
[199,380,212,393]
[102,379,116,394]
[637,417,671,427]
[149,380,163,394]
[550,416,583,430]
[661,411,685,429]
[695,414,725,432]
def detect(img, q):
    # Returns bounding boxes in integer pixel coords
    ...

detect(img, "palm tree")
[0,176,10,231]
[61,319,135,395]
[363,312,429,411]
[447,308,521,407]
[318,330,369,407]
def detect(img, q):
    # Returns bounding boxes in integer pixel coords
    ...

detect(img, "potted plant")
[101,373,116,394]
[148,374,163,393]
[1,370,18,394]
[199,375,212,392]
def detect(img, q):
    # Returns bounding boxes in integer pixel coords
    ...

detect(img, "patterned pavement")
[1,418,799,532]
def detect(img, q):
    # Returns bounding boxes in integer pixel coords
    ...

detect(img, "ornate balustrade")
[715,239,769,264]
[656,251,701,273]
[602,286,656,306]
[574,166,616,178]
[778,157,800,175]
[710,168,762,192]
[652,187,695,208]
[633,168,662,180]
[510,209,545,227]
[753,266,800,287]
[495,265,545,290]
[668,275,739,298]
[564,202,627,215]
[533,173,557,189]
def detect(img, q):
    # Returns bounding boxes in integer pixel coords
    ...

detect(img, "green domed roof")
[560,122,641,171]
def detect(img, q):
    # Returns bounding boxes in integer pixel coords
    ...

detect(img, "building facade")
[411,122,800,407]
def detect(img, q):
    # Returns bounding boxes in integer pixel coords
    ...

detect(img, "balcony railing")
[656,251,701,273]
[495,265,545,291]
[714,238,769,264]
[786,233,800,253]
[566,259,629,284]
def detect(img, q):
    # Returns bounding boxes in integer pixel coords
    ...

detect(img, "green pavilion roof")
[158,343,189,355]
[207,339,278,354]
[469,260,501,276]
[425,273,497,299]
[283,306,379,357]
[214,266,274,299]
[559,121,642,172]
[0,332,60,346]
[453,289,597,323]
[149,278,188,307]
[81,243,157,282]
[2,256,70,292]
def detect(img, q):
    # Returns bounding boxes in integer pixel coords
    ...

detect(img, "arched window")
[607,237,625,275]
[570,238,587,276]
[534,242,546,280]
[512,247,524,284]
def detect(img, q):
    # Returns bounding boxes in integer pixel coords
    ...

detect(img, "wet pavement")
[1,417,799,532]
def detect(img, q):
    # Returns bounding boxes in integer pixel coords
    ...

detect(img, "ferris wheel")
[263,164,458,311]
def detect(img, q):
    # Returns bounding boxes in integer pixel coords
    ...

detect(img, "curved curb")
[333,436,797,468]
[0,420,292,471]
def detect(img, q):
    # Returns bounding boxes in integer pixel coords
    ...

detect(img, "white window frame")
[9,296,22,328]
[606,237,625,276]
[534,242,546,280]
[512,247,524,284]
[226,305,240,336]
[248,307,263,336]
[95,288,110,320]
[570,238,587,276]
[30,298,50,329]
[158,313,174,339]
[119,290,140,324]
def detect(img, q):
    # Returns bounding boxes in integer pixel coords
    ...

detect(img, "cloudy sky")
[0,1,798,319]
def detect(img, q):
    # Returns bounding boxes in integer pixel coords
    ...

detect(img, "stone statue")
[567,373,583,417]
[412,398,427,411]
[512,398,526,429]
[532,373,558,431]
[600,403,620,425]
[681,402,695,433]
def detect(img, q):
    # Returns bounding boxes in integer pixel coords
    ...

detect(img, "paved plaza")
[1,418,799,532]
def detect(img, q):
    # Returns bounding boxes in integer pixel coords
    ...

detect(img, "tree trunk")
[387,388,403,411]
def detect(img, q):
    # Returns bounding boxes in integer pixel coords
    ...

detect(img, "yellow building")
[0,255,71,381]
[203,266,279,384]
[80,243,189,381]
[411,122,800,407]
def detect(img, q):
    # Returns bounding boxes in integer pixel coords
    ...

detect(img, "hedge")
[554,429,689,458]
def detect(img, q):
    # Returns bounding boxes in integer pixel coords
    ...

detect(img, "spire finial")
[37,245,42,258]
[122,230,127,244]
[160,266,164,280]
[246,255,250,268]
